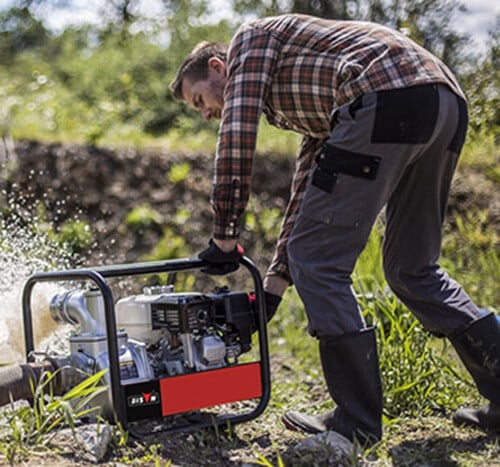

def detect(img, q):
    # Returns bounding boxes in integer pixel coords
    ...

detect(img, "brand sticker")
[127,390,160,408]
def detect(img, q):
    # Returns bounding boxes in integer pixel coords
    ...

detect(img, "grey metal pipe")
[50,289,106,336]
[0,360,55,406]
[0,355,88,407]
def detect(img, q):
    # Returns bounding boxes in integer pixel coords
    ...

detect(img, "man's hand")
[262,275,287,322]
[198,238,244,275]
[264,291,282,322]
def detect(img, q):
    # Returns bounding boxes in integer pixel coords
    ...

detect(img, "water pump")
[20,257,270,436]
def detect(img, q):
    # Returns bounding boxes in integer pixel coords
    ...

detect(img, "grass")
[0,204,498,466]
[0,133,498,464]
[10,114,302,155]
[460,131,499,173]
[0,369,108,465]
[5,213,497,466]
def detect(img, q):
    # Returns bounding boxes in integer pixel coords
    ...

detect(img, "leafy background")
[0,1,499,466]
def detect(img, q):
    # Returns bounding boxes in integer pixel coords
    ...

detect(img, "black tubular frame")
[22,256,270,436]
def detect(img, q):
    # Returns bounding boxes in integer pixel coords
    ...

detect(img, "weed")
[125,204,163,231]
[253,448,285,466]
[56,219,94,255]
[168,162,191,184]
[0,369,107,465]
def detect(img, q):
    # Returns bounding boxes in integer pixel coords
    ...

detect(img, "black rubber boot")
[453,403,500,431]
[449,313,500,432]
[282,327,383,446]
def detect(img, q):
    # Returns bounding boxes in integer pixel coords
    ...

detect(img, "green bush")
[56,219,94,255]
[167,162,191,184]
[124,204,163,231]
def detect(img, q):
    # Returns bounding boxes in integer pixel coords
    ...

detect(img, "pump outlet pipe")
[0,356,87,407]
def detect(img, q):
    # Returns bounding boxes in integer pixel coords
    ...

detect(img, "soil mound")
[2,140,498,272]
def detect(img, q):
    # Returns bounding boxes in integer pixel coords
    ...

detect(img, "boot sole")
[281,413,324,434]
[453,405,500,433]
[453,416,500,433]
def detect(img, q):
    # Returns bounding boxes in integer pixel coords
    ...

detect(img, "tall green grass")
[0,369,107,465]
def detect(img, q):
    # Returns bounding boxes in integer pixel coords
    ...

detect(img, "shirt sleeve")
[267,136,326,282]
[212,27,281,239]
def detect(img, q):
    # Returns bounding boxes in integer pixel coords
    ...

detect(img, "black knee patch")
[371,84,439,144]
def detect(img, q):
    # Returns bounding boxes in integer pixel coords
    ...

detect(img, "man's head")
[170,42,228,121]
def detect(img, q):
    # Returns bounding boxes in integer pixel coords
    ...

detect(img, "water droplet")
[0,216,74,363]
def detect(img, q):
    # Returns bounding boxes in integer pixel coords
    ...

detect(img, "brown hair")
[169,41,228,101]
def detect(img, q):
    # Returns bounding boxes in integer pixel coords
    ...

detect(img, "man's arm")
[267,136,326,284]
[211,27,281,241]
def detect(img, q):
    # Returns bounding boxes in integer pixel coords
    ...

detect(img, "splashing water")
[0,219,74,364]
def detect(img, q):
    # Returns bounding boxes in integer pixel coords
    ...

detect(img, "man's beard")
[210,78,225,109]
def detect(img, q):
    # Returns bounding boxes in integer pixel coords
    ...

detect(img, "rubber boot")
[282,327,383,446]
[449,313,500,431]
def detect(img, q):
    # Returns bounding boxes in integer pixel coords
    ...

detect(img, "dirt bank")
[2,139,498,272]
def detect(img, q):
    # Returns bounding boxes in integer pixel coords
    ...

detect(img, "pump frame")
[22,256,270,437]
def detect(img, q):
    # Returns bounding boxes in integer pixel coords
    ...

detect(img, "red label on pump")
[159,362,262,416]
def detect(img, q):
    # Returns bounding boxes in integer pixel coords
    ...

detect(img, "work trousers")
[287,84,483,337]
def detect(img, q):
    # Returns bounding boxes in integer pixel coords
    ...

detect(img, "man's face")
[182,57,227,121]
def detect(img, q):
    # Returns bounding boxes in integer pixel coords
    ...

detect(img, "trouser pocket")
[312,143,381,193]
[300,142,382,227]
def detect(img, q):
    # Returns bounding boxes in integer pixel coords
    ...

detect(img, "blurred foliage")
[0,6,49,62]
[167,161,191,183]
[0,0,231,146]
[125,204,163,231]
[0,0,497,148]
[56,219,94,255]
[460,16,500,141]
[144,226,190,260]
[33,202,94,259]
[232,0,360,19]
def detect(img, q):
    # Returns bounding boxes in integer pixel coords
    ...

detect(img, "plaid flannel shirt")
[212,14,464,282]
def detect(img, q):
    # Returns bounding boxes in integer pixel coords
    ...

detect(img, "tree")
[293,0,361,19]
[231,0,284,18]
[365,0,470,72]
[461,15,500,137]
[232,0,362,19]
[0,6,49,63]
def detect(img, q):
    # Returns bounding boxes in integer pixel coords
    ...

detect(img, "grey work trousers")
[287,84,483,337]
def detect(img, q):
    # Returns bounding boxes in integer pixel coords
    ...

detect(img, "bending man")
[170,14,500,444]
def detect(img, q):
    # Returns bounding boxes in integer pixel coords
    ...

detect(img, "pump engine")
[50,286,256,380]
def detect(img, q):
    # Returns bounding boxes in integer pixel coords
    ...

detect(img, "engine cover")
[115,290,212,345]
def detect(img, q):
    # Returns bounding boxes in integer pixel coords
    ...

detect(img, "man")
[170,14,500,445]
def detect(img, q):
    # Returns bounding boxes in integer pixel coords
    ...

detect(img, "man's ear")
[208,57,227,77]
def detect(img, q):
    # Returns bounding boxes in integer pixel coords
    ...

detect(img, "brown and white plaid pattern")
[212,14,464,281]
